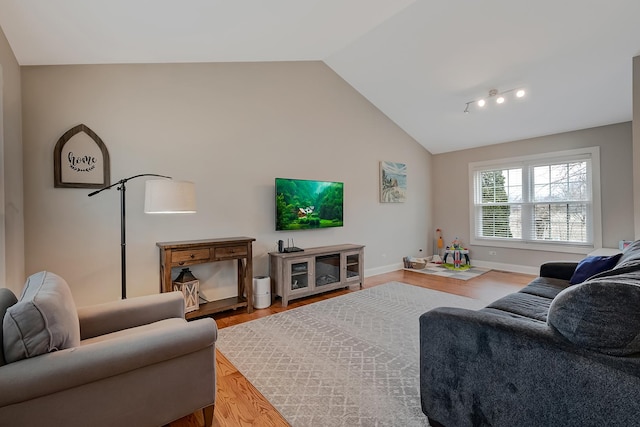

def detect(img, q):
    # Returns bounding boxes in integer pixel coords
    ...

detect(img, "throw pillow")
[3,271,80,363]
[548,271,640,356]
[569,253,622,285]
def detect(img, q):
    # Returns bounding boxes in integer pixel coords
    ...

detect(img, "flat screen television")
[275,178,344,231]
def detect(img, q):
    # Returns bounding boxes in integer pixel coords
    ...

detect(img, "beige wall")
[433,122,634,273]
[22,61,431,306]
[0,25,24,294]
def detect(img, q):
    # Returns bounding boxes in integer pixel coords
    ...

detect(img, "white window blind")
[469,147,601,253]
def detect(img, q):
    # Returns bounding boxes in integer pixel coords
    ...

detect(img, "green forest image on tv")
[276,178,343,230]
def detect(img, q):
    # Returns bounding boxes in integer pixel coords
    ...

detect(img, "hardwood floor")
[170,268,535,427]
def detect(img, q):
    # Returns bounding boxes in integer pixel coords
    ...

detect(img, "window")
[469,147,601,253]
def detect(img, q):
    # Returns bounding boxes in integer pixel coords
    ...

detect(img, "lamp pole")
[88,174,171,299]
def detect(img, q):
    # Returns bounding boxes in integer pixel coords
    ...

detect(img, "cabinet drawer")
[171,248,210,265]
[214,245,248,259]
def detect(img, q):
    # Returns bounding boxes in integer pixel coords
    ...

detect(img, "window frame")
[468,147,601,254]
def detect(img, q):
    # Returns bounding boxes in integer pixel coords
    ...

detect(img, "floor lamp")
[88,174,196,299]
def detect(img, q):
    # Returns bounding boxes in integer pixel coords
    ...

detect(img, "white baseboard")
[365,262,403,278]
[467,260,538,276]
[366,260,538,277]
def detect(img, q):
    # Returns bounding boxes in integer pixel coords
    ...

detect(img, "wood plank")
[186,297,248,320]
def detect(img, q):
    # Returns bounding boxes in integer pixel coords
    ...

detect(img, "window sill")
[471,238,594,255]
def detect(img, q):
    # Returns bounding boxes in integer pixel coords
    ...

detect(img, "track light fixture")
[464,88,526,113]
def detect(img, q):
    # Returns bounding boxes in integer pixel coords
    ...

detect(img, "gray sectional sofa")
[420,242,640,427]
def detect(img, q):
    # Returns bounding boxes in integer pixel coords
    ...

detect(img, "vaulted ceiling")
[1,0,639,153]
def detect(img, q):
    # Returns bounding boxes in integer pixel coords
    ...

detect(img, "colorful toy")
[444,237,469,268]
[432,228,444,263]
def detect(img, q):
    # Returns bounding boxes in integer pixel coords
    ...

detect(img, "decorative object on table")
[88,175,196,299]
[380,161,407,203]
[54,123,110,189]
[173,268,200,313]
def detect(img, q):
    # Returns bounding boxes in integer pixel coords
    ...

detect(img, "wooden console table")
[156,237,255,319]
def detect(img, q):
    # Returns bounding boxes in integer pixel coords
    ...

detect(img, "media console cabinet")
[156,237,255,319]
[269,244,365,307]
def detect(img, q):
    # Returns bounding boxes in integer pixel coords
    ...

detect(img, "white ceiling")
[1,0,639,154]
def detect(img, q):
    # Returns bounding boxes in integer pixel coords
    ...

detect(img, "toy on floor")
[444,237,470,268]
[432,228,444,264]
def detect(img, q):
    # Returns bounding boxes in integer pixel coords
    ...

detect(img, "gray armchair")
[1,271,217,427]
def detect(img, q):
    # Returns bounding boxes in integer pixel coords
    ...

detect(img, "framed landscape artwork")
[380,161,407,203]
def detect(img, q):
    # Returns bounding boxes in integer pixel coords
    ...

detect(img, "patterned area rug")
[405,263,490,280]
[216,282,485,426]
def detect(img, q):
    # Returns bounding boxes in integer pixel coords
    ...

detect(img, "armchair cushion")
[3,271,80,363]
[77,291,185,340]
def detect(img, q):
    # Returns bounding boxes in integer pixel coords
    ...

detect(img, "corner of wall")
[633,55,640,240]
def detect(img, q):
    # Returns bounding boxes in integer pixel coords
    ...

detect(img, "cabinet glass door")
[289,260,310,291]
[344,251,361,282]
[315,254,340,287]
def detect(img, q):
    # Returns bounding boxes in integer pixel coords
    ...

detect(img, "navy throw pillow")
[569,253,622,285]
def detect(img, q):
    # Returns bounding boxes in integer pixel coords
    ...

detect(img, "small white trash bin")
[253,276,271,309]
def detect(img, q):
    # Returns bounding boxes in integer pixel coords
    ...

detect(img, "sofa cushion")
[519,277,571,299]
[3,271,80,363]
[547,271,640,355]
[485,293,553,322]
[569,253,622,285]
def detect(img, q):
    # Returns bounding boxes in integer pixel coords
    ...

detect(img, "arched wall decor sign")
[54,124,110,189]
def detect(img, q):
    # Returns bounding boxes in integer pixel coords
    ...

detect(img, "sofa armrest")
[420,307,640,427]
[0,317,216,407]
[539,261,578,280]
[77,291,185,339]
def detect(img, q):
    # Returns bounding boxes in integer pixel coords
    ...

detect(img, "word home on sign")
[67,152,97,172]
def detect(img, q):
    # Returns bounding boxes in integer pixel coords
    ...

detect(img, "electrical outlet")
[489,250,497,256]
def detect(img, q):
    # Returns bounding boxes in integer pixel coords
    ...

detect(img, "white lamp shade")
[144,180,196,214]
